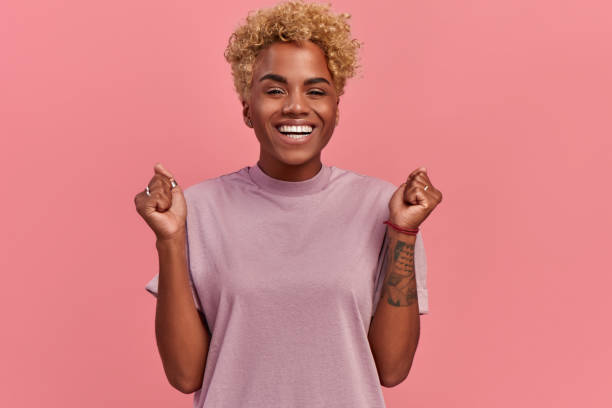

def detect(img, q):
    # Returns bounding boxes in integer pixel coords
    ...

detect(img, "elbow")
[172,378,201,394]
[169,373,203,394]
[380,371,408,388]
[378,358,415,388]
[162,348,208,394]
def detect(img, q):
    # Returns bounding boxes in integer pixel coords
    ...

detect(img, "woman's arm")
[367,226,420,388]
[154,232,210,394]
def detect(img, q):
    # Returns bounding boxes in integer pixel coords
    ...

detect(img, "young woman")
[135,1,442,406]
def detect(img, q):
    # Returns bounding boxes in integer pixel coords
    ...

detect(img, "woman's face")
[243,40,339,178]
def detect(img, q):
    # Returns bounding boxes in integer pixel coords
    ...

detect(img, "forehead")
[253,40,331,80]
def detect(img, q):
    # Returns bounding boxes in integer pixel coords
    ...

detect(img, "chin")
[276,152,317,166]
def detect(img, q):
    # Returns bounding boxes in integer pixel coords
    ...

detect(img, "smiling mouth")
[275,124,314,139]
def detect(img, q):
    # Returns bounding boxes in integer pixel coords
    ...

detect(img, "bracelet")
[383,220,419,235]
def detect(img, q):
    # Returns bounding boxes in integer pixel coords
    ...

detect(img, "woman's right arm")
[134,162,210,394]
[155,232,210,394]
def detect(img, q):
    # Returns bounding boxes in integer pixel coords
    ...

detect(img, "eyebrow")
[258,73,331,86]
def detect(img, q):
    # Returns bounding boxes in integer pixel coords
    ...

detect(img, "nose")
[282,91,309,116]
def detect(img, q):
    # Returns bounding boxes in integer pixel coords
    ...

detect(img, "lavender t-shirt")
[145,162,429,407]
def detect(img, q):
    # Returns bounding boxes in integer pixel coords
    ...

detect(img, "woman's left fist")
[388,167,443,230]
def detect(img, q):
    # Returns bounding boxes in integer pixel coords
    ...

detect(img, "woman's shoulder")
[184,166,249,194]
[181,166,251,207]
[329,165,397,196]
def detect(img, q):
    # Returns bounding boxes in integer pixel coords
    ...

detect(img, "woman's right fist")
[134,162,187,241]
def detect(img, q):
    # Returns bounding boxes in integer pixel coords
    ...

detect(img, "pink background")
[1,0,610,406]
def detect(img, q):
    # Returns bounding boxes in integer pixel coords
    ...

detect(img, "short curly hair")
[224,0,362,102]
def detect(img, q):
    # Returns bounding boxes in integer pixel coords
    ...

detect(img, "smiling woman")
[223,0,361,181]
[139,1,433,407]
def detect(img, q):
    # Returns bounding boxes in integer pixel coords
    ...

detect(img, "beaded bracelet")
[383,220,419,236]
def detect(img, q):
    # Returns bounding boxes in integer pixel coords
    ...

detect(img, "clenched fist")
[134,162,187,241]
[388,167,443,230]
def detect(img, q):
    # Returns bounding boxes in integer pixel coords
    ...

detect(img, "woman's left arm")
[368,166,442,387]
[368,228,419,388]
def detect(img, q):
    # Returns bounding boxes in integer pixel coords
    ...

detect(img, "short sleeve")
[144,224,203,312]
[144,272,202,312]
[372,229,429,316]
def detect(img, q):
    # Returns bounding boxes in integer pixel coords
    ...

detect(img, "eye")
[308,90,326,96]
[266,88,284,95]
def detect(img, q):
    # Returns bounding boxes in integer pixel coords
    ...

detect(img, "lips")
[275,121,317,127]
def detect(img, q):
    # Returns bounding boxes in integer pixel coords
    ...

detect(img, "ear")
[242,100,252,128]
[242,99,248,117]
[335,100,340,126]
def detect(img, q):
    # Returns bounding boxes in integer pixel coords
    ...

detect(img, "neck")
[257,156,323,181]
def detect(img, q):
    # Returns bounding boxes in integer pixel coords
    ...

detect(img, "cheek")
[312,102,337,121]
[316,103,337,123]
[251,101,279,123]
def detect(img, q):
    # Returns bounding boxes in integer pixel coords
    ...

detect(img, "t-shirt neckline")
[247,161,332,197]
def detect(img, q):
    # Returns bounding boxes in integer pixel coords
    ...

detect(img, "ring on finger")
[145,186,151,196]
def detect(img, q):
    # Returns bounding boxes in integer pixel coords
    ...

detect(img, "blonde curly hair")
[224,0,362,102]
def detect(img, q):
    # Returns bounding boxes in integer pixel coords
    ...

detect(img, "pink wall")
[1,0,610,406]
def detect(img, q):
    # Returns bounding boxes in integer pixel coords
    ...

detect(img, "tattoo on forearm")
[385,239,417,307]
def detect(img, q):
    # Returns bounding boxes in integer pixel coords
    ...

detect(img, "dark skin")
[369,167,442,387]
[241,40,339,181]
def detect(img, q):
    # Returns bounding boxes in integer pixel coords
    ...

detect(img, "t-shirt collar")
[248,161,332,196]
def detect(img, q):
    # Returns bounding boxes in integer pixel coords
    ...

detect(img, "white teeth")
[278,125,313,133]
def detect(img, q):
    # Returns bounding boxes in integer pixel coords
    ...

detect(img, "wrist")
[387,216,420,230]
[384,219,419,233]
[386,225,417,242]
[155,229,186,250]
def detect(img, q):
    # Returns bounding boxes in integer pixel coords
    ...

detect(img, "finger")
[144,177,173,211]
[407,178,430,195]
[155,190,172,212]
[408,177,425,188]
[134,187,170,214]
[406,166,427,182]
[146,183,172,212]
[413,172,432,187]
[154,162,177,183]
[406,172,433,190]
[404,180,430,204]
[403,185,419,205]
[144,178,171,209]
[149,173,172,191]
[134,190,149,215]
